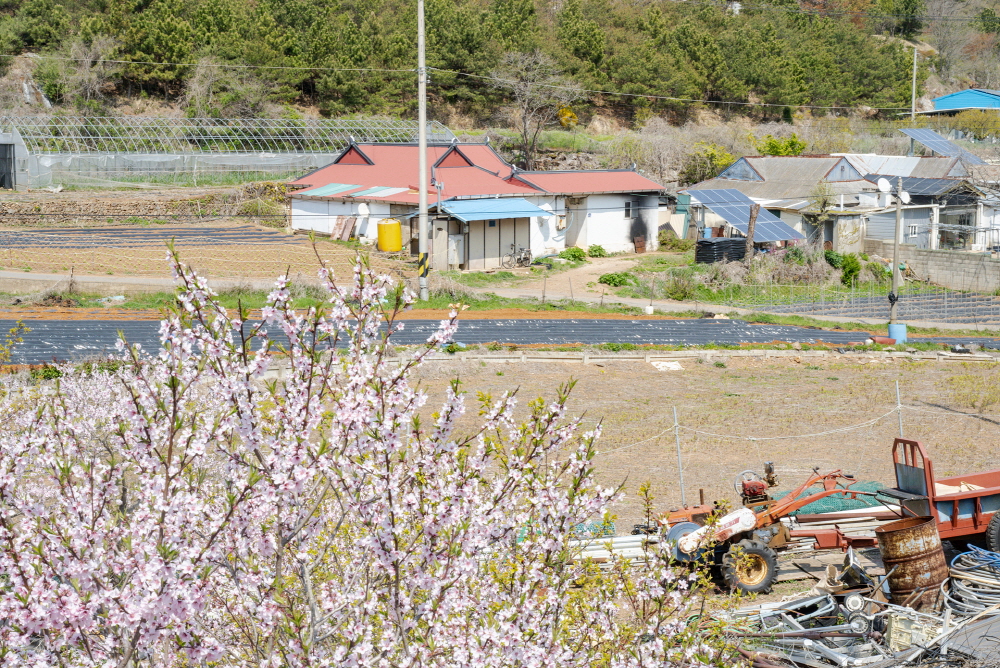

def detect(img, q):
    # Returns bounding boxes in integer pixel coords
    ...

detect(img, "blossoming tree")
[0,252,728,667]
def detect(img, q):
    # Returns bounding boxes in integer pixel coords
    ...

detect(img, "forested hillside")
[0,0,928,122]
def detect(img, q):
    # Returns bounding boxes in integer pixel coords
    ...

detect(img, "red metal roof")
[515,170,664,194]
[291,144,664,202]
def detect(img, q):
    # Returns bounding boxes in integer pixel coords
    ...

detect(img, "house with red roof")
[288,141,665,270]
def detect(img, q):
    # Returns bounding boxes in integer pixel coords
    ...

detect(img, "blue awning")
[434,198,551,222]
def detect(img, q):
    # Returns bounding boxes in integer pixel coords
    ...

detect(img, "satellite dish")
[877,178,892,193]
[900,191,911,204]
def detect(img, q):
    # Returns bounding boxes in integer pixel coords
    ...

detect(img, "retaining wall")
[864,239,1000,293]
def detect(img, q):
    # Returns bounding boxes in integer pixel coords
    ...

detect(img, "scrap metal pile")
[708,438,1000,668]
[724,541,1000,667]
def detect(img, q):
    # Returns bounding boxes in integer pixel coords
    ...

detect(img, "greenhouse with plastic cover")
[0,116,454,189]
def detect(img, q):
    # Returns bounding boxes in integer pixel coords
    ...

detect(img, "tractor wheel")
[986,512,1000,553]
[721,539,779,594]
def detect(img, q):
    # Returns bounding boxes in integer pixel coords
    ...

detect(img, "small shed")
[425,198,552,270]
[926,89,1000,115]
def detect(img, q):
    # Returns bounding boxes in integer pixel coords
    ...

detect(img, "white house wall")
[292,193,650,257]
[290,197,390,239]
[584,194,639,253]
[526,197,564,256]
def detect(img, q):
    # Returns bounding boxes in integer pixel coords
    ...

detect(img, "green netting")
[769,481,886,515]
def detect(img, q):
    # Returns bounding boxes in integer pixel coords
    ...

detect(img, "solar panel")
[900,128,987,165]
[689,189,805,242]
[864,174,964,197]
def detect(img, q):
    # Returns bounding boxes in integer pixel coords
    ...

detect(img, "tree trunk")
[744,203,759,263]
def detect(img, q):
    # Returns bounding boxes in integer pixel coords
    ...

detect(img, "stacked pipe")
[944,545,1000,616]
[568,534,660,565]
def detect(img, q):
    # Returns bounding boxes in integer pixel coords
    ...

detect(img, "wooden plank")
[330,215,347,239]
[340,216,356,241]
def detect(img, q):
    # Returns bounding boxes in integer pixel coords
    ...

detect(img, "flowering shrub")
[0,249,730,667]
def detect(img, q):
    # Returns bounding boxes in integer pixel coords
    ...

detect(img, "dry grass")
[410,355,1000,530]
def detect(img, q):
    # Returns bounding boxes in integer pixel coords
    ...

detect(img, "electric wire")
[0,54,413,73]
[692,0,991,22]
[430,68,913,111]
[0,52,914,111]
[677,406,899,440]
[944,546,1000,617]
[594,428,671,455]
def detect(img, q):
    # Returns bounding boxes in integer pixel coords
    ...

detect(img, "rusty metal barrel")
[875,516,948,610]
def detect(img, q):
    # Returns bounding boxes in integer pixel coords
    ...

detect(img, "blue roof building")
[928,89,1000,114]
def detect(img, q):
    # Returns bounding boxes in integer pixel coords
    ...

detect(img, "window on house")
[907,224,918,237]
[488,220,497,227]
[624,201,634,219]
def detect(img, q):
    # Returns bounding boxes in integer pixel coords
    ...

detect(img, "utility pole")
[911,47,917,122]
[417,0,429,301]
[890,176,903,323]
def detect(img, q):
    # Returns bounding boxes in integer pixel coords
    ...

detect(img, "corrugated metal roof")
[289,143,664,202]
[688,156,880,200]
[932,89,1000,112]
[299,183,361,196]
[514,169,664,194]
[766,198,812,211]
[840,154,963,178]
[433,198,552,221]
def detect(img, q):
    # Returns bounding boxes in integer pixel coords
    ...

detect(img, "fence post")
[896,380,904,437]
[674,407,686,507]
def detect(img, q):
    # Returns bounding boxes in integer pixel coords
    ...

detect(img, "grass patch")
[740,311,1000,339]
[416,291,649,316]
[441,271,519,288]
[632,253,695,272]
[58,170,305,190]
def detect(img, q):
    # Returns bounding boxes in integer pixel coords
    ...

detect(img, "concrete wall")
[864,238,1000,292]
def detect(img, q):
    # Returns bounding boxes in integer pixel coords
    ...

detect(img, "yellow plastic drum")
[377,218,403,252]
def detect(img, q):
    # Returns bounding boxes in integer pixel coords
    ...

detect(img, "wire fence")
[632,264,1000,326]
[726,281,1000,326]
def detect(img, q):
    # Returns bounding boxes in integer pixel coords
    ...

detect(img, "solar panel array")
[863,174,964,197]
[900,128,987,165]
[690,189,805,242]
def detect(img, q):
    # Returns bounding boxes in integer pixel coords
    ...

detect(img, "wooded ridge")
[0,0,933,122]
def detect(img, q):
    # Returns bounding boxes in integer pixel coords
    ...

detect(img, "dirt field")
[409,355,1000,531]
[0,222,410,280]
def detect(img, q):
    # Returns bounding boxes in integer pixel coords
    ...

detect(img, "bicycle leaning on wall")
[501,244,532,269]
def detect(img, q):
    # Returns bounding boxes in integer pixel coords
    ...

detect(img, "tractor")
[658,463,876,594]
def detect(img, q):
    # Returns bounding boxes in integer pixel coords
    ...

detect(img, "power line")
[1,52,913,111]
[431,68,912,111]
[709,0,986,23]
[0,54,413,74]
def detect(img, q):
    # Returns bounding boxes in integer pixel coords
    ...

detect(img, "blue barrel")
[888,323,907,344]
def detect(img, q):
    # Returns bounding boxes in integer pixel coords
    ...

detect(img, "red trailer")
[881,438,1000,549]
